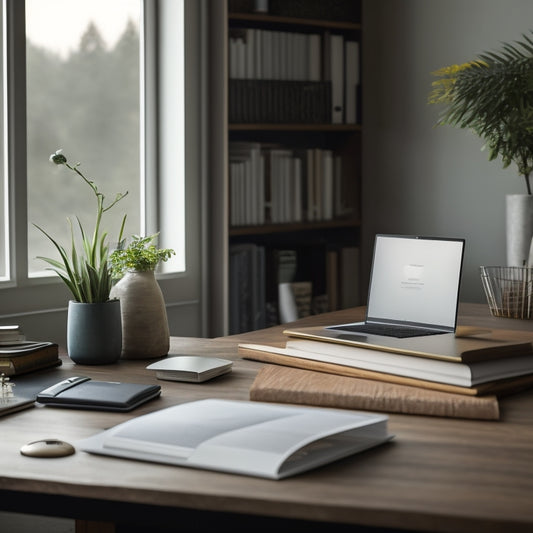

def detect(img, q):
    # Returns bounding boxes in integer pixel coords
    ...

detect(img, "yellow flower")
[428,61,486,104]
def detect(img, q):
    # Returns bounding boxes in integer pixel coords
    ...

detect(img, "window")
[25,0,143,277]
[0,0,201,340]
[2,0,185,282]
[0,3,6,281]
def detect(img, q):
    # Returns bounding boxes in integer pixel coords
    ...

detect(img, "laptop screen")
[366,235,465,330]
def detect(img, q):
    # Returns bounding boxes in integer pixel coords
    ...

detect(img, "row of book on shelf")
[240,322,533,421]
[229,244,360,334]
[229,28,359,124]
[229,142,356,227]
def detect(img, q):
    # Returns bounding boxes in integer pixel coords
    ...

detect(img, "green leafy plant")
[34,150,128,303]
[109,234,175,279]
[429,33,533,194]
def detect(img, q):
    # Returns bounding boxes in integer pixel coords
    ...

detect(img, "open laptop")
[326,235,465,338]
[284,235,466,352]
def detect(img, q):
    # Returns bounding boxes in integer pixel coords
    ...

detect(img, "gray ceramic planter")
[67,300,122,364]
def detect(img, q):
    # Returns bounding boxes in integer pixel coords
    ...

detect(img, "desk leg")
[76,519,116,533]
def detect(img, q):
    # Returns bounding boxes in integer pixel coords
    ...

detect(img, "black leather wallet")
[36,376,161,412]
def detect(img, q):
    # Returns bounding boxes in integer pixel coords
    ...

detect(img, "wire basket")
[480,266,533,319]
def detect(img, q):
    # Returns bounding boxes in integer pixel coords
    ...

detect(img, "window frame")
[0,0,205,340]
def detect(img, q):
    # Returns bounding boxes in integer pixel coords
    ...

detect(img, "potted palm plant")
[35,150,128,364]
[109,234,174,359]
[429,33,533,267]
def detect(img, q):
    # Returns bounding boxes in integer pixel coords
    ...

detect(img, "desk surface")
[2,303,533,533]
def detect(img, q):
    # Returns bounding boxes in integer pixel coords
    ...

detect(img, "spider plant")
[34,150,128,303]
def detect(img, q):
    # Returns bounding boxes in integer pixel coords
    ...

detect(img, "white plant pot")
[506,194,533,267]
[110,270,170,359]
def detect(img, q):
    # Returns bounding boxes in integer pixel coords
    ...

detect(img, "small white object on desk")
[146,356,233,383]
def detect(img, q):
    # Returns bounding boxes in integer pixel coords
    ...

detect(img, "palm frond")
[429,31,533,189]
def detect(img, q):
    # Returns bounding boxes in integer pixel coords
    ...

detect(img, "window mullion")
[6,0,29,285]
[142,0,157,237]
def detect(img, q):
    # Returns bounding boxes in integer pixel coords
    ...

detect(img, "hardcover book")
[0,342,60,377]
[249,364,500,420]
[239,341,533,397]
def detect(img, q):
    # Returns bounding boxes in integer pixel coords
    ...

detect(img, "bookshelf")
[207,0,362,336]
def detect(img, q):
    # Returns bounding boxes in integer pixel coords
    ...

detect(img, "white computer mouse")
[20,439,75,458]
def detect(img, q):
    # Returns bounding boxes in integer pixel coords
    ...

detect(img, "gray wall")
[362,0,533,304]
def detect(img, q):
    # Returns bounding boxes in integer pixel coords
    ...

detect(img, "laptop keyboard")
[328,323,447,339]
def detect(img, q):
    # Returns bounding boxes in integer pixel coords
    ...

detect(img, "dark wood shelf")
[228,12,361,31]
[229,123,361,132]
[229,217,360,237]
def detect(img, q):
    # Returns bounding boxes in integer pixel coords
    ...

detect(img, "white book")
[235,38,246,79]
[230,163,239,226]
[254,29,262,79]
[293,157,302,222]
[322,150,334,220]
[262,30,273,79]
[289,32,298,80]
[282,154,291,222]
[229,38,238,79]
[308,34,321,81]
[229,159,240,226]
[313,149,323,220]
[269,149,292,223]
[0,325,25,344]
[0,341,54,354]
[333,155,347,217]
[306,149,315,221]
[329,34,344,123]
[279,31,288,80]
[345,40,359,123]
[230,142,264,225]
[257,153,265,225]
[296,33,307,81]
[77,399,392,480]
[271,31,280,80]
[279,282,299,323]
[269,151,279,223]
[245,29,255,79]
[239,339,533,388]
[236,163,244,226]
[244,159,253,225]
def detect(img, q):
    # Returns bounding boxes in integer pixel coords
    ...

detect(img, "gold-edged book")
[282,325,533,364]
[0,342,61,377]
[238,340,533,397]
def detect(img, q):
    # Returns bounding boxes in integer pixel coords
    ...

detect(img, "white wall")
[362,0,533,303]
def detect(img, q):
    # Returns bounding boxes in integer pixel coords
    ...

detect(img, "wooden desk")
[1,303,533,533]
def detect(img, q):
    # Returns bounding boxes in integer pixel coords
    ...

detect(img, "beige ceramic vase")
[110,270,169,359]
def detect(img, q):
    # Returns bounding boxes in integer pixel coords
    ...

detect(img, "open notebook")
[77,399,393,479]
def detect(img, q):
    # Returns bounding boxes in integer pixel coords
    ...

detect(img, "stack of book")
[239,327,533,420]
[228,26,359,124]
[0,325,60,377]
[229,141,355,229]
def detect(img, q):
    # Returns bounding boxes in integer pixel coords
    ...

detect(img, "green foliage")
[109,234,175,279]
[429,33,533,194]
[34,150,128,303]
